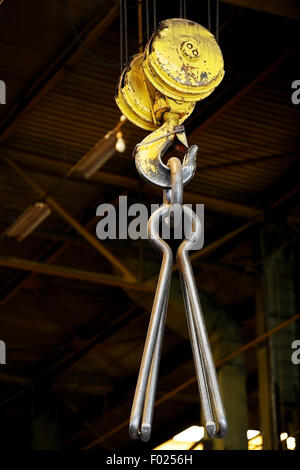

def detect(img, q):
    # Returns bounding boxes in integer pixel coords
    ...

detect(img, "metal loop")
[163,157,183,228]
[164,157,183,206]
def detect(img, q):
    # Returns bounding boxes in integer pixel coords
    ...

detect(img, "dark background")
[0,0,299,450]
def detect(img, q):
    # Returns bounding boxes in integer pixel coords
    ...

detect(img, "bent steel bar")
[129,162,227,442]
[177,206,228,438]
[129,204,173,441]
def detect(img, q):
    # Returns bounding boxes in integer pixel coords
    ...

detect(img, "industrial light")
[75,131,117,179]
[154,426,205,451]
[286,436,296,450]
[5,202,51,242]
[247,429,260,440]
[74,115,127,179]
[154,439,203,451]
[280,432,288,441]
[115,131,126,153]
[248,433,263,450]
[173,425,204,442]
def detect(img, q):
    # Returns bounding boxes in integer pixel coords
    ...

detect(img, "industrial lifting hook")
[134,112,198,189]
[115,17,227,442]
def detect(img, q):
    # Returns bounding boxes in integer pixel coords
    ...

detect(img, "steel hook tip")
[206,421,217,437]
[129,418,141,440]
[140,424,151,442]
[134,117,198,188]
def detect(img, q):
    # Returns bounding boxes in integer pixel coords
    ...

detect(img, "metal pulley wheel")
[116,54,157,131]
[115,18,224,131]
[143,18,224,102]
[116,54,195,131]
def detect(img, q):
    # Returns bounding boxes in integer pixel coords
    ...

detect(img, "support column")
[30,384,63,450]
[211,324,248,450]
[255,276,275,449]
[259,224,299,449]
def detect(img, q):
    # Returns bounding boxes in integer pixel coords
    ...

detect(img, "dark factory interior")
[0,0,299,451]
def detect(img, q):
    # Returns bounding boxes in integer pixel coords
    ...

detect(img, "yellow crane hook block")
[115,18,224,131]
[144,18,224,102]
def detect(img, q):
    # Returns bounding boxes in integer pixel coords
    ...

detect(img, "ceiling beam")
[0,187,126,306]
[4,150,264,219]
[220,0,300,20]
[0,373,113,395]
[0,256,154,293]
[0,2,119,142]
[2,156,137,282]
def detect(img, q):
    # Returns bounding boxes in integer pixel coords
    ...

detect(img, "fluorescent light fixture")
[154,439,203,451]
[154,426,205,451]
[286,437,296,450]
[280,432,288,441]
[5,202,51,242]
[248,434,263,450]
[154,439,194,451]
[247,430,260,440]
[75,132,117,179]
[173,425,204,442]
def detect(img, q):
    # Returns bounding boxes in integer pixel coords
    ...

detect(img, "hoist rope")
[63,0,119,68]
[124,0,129,66]
[138,1,143,52]
[153,0,157,31]
[183,0,187,19]
[216,0,219,43]
[120,0,129,72]
[120,0,124,73]
[145,0,150,42]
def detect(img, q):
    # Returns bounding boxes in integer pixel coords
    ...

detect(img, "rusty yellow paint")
[115,18,224,131]
[144,18,224,101]
[116,54,195,131]
[115,54,157,131]
[115,16,224,184]
[137,112,180,176]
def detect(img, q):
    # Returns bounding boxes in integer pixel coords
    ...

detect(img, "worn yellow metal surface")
[116,53,195,131]
[115,18,224,186]
[115,18,224,131]
[144,18,224,102]
[116,54,157,131]
[136,111,180,177]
